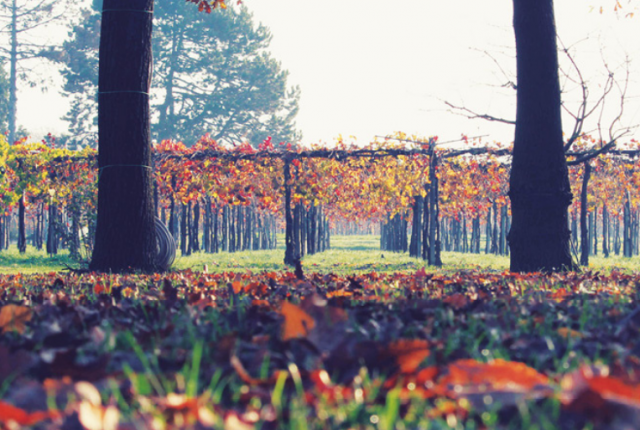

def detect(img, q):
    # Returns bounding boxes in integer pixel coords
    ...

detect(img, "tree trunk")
[213,204,219,253]
[181,203,188,256]
[0,214,5,250]
[235,205,242,251]
[222,205,228,252]
[187,201,194,254]
[491,202,499,254]
[46,203,58,255]
[509,0,574,272]
[589,210,595,255]
[293,203,301,257]
[38,202,45,250]
[624,194,632,257]
[499,205,508,255]
[485,207,492,254]
[428,150,441,266]
[579,162,591,266]
[602,204,609,258]
[203,199,210,252]
[192,200,200,253]
[70,202,81,260]
[571,207,578,252]
[90,0,156,272]
[169,177,177,239]
[283,159,295,265]
[409,196,423,257]
[17,195,25,253]
[229,206,236,252]
[299,205,306,257]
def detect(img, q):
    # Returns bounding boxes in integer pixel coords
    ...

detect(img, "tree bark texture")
[90,0,157,272]
[509,0,574,272]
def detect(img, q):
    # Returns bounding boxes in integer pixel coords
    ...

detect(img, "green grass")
[2,235,640,274]
[171,234,513,274]
[0,245,74,274]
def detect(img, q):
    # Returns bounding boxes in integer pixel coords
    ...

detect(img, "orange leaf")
[557,327,585,339]
[251,299,272,308]
[443,293,469,309]
[388,339,431,374]
[0,304,32,334]
[280,301,315,341]
[588,376,640,402]
[231,281,243,294]
[440,358,549,391]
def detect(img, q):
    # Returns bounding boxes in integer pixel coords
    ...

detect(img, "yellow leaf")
[0,304,32,334]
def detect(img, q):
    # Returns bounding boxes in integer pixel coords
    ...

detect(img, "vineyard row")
[2,137,640,265]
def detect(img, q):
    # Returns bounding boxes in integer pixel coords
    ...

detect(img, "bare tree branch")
[443,100,515,125]
[566,140,616,165]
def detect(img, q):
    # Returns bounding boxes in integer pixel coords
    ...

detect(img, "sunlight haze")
[13,0,640,146]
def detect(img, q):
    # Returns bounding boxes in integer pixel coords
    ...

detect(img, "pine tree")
[59,0,300,147]
[59,0,101,148]
[0,0,70,144]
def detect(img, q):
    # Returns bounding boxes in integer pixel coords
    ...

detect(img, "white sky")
[14,0,640,146]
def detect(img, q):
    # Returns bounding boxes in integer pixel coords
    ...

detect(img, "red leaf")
[0,401,59,426]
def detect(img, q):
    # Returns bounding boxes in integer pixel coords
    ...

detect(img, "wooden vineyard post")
[283,157,296,266]
[427,144,442,266]
[580,162,591,265]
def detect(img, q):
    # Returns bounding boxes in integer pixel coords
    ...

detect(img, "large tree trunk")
[508,0,574,272]
[90,0,157,272]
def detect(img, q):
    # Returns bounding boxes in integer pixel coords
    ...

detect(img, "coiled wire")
[155,217,176,271]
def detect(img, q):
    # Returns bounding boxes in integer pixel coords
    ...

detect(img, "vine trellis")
[8,135,640,268]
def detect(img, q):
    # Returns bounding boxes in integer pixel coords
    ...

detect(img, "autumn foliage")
[4,134,640,251]
[1,269,640,428]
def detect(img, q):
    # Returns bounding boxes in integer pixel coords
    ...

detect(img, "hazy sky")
[15,0,640,146]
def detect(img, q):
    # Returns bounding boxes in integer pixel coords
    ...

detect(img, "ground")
[1,236,640,429]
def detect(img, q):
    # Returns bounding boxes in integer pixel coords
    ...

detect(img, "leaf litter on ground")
[0,269,639,429]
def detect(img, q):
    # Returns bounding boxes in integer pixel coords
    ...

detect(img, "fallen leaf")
[557,327,585,339]
[443,293,469,310]
[440,358,549,390]
[387,339,431,374]
[0,401,59,426]
[280,301,315,341]
[0,304,32,334]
